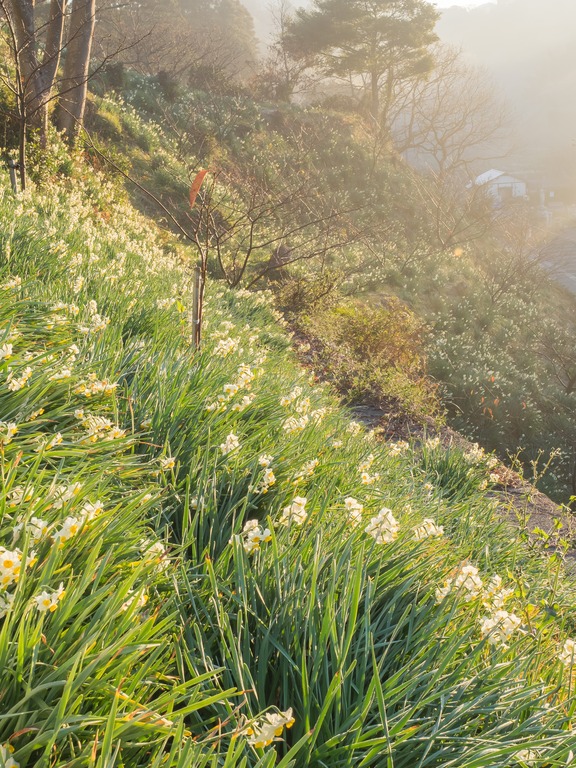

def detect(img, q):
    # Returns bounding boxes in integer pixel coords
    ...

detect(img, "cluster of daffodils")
[48,366,72,381]
[78,299,110,335]
[280,384,329,434]
[9,485,102,555]
[54,500,103,547]
[255,455,276,494]
[482,575,515,611]
[231,394,255,413]
[365,508,399,544]
[206,363,259,413]
[213,336,240,357]
[35,432,64,452]
[282,414,309,434]
[436,564,524,648]
[234,520,273,554]
[257,467,277,494]
[280,386,308,411]
[0,420,18,446]
[344,497,363,527]
[435,563,484,603]
[220,432,240,456]
[7,486,33,507]
[281,387,309,429]
[6,365,32,392]
[13,515,49,543]
[0,743,18,768]
[26,407,45,422]
[76,412,126,442]
[49,301,80,322]
[0,541,43,618]
[235,288,275,307]
[50,482,83,510]
[156,297,178,310]
[310,406,330,424]
[72,275,85,293]
[1,275,22,291]
[0,546,35,588]
[413,518,444,540]
[479,610,522,647]
[243,708,295,749]
[279,496,308,526]
[359,454,380,485]
[269,307,288,327]
[74,374,117,398]
[387,440,410,456]
[33,583,65,613]
[463,443,498,469]
[293,459,319,482]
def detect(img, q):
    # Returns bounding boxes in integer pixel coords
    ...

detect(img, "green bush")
[298,298,439,423]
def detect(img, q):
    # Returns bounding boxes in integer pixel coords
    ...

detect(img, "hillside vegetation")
[0,144,575,766]
[79,73,576,504]
[1,0,576,761]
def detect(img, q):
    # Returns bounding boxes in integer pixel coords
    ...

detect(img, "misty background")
[244,0,576,203]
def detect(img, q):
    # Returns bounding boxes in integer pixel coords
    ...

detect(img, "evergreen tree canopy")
[285,0,439,121]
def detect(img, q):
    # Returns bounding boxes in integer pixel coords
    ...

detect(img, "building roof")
[474,169,506,186]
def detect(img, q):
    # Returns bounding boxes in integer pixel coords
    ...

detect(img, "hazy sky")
[433,1,495,6]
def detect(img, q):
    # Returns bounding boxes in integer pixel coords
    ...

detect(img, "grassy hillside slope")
[79,76,576,503]
[0,170,575,767]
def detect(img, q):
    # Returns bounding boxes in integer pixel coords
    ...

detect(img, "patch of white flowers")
[282,415,309,434]
[235,520,272,554]
[294,459,319,482]
[413,518,444,540]
[0,743,18,768]
[220,433,240,456]
[242,708,295,749]
[479,609,522,647]
[279,496,308,526]
[436,564,483,603]
[559,638,576,667]
[365,508,399,544]
[344,497,363,527]
[33,582,65,613]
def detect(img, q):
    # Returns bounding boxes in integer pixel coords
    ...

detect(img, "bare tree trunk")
[40,0,67,144]
[56,0,95,142]
[5,0,67,140]
[370,69,379,122]
[6,0,41,111]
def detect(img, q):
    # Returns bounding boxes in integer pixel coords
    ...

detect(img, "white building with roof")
[474,169,527,206]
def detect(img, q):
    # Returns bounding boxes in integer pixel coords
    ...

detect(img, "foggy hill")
[240,0,277,43]
[437,0,576,197]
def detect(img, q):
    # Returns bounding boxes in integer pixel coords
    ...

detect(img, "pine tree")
[285,0,438,125]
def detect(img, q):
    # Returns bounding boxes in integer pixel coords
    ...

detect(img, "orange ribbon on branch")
[190,170,209,208]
